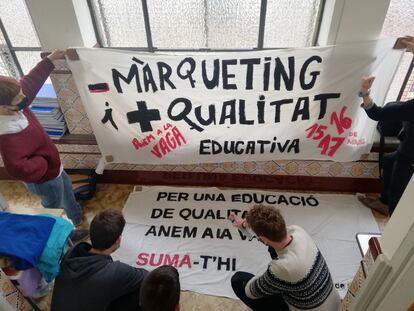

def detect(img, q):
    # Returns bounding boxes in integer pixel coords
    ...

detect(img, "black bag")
[69,169,97,201]
[376,102,403,178]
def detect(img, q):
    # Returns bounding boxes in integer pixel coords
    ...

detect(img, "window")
[0,0,41,78]
[408,74,414,98]
[381,0,414,102]
[89,0,324,50]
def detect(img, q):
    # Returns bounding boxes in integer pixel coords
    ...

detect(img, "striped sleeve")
[245,266,283,299]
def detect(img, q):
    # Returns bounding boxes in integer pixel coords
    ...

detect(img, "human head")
[90,208,125,251]
[140,265,180,311]
[246,204,287,244]
[402,35,414,55]
[0,76,25,111]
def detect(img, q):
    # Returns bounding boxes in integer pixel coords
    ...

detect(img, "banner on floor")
[67,39,402,164]
[112,186,379,299]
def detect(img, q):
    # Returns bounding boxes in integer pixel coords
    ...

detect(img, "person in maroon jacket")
[0,50,86,231]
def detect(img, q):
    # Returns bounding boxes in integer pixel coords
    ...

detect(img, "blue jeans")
[26,170,83,225]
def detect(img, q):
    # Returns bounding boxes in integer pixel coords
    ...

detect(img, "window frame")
[0,17,41,78]
[88,0,413,103]
[87,0,327,52]
[397,56,414,101]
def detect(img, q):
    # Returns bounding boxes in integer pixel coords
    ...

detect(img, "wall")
[376,251,414,311]
[43,59,381,181]
[25,0,93,50]
[350,178,414,310]
[0,0,393,189]
[380,178,414,259]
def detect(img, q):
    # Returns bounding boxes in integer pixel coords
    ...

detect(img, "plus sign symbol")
[127,101,161,133]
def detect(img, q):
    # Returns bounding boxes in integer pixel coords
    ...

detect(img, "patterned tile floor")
[0,181,388,311]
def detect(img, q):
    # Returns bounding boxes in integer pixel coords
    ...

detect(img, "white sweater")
[0,112,28,135]
[246,225,340,311]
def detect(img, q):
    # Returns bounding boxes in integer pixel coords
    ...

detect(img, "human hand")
[361,76,375,92]
[228,213,247,229]
[47,49,66,61]
[401,36,414,54]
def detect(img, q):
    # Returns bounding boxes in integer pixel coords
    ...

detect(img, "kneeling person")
[231,205,340,311]
[51,208,148,311]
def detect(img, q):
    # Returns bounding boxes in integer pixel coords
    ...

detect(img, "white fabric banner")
[113,186,380,299]
[67,39,403,164]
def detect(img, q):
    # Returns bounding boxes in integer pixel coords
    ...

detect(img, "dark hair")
[140,266,180,311]
[246,204,287,242]
[0,76,20,106]
[90,208,125,250]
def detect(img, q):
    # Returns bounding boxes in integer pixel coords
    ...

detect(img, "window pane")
[407,65,414,99]
[0,56,9,75]
[381,0,414,38]
[92,0,321,49]
[0,0,40,47]
[91,0,147,47]
[148,0,206,49]
[148,0,260,49]
[15,51,41,74]
[0,32,19,77]
[384,53,412,102]
[206,0,260,49]
[264,0,321,48]
[0,51,18,77]
[381,0,414,102]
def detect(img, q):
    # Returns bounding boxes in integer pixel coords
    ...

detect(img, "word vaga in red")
[150,126,187,158]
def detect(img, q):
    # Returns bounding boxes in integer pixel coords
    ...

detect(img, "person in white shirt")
[230,205,340,311]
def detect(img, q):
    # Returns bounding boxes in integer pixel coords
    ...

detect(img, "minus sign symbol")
[193,261,199,264]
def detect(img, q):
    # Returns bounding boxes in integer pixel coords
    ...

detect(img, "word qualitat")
[167,93,340,132]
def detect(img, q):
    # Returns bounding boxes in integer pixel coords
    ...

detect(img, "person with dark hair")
[51,208,147,311]
[358,36,414,216]
[140,265,180,311]
[230,205,340,311]
[0,51,85,230]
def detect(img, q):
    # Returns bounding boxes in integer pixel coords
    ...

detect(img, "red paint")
[330,106,351,135]
[150,126,187,158]
[136,253,192,268]
[132,134,155,150]
[305,106,352,157]
[89,89,109,93]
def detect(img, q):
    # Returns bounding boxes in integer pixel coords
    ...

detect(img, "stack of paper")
[31,83,67,139]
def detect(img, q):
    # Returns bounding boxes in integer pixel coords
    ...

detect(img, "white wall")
[25,0,96,51]
[376,243,414,311]
[381,177,414,258]
[71,0,97,47]
[351,177,414,311]
[318,0,391,45]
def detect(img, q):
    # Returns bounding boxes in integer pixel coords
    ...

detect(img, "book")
[31,83,67,139]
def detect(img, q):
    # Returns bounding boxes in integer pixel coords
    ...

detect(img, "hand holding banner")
[67,39,403,165]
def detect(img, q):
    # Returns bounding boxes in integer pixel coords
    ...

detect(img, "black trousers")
[231,272,288,311]
[381,151,414,215]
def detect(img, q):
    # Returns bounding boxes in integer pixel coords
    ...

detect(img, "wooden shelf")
[53,134,97,145]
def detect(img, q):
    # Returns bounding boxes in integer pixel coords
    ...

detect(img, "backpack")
[376,102,404,178]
